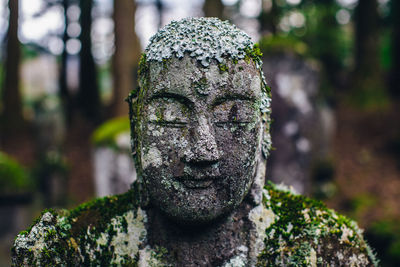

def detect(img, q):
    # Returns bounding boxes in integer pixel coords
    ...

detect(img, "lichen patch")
[145,17,253,67]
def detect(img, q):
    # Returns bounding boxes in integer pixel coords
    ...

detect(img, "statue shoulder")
[257,183,379,267]
[12,186,146,266]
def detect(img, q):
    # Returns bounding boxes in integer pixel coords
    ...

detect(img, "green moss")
[162,57,172,70]
[17,186,141,266]
[258,183,378,266]
[244,43,263,64]
[192,76,208,93]
[138,53,149,79]
[65,186,139,236]
[14,178,376,266]
[218,63,228,73]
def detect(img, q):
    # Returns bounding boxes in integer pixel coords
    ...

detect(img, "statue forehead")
[146,56,261,99]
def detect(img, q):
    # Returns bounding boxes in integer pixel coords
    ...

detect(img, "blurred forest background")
[0,0,399,265]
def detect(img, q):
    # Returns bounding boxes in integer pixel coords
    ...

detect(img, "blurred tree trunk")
[78,0,101,122]
[312,0,342,88]
[354,0,380,76]
[390,0,400,98]
[352,0,387,107]
[258,0,279,35]
[59,0,72,123]
[110,0,141,117]
[0,0,35,167]
[1,0,23,131]
[155,0,164,29]
[203,0,224,19]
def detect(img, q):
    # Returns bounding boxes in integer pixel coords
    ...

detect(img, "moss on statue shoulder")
[259,183,379,266]
[64,185,139,237]
[13,185,142,266]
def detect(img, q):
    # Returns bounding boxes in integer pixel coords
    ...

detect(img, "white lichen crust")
[12,182,378,266]
[146,17,252,67]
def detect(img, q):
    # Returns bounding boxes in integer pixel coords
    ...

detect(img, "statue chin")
[156,198,238,226]
[146,177,254,226]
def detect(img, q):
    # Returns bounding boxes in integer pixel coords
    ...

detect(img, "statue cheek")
[141,146,162,170]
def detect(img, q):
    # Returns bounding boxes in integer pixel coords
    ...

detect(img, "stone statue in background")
[12,18,377,266]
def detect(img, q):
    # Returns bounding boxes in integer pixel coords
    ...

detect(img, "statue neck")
[145,198,259,267]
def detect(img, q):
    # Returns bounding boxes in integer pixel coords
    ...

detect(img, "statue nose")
[184,116,221,164]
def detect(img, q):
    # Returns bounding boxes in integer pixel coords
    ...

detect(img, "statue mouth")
[177,175,220,189]
[180,179,213,189]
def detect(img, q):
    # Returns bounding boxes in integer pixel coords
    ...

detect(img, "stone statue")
[12,18,378,266]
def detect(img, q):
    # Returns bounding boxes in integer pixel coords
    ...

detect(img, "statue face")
[138,56,263,224]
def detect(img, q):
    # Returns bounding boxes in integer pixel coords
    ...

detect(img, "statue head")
[128,18,271,224]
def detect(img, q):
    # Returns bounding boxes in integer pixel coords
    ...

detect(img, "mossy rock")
[12,182,378,266]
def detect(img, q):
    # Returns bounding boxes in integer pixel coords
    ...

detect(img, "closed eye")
[213,100,256,125]
[145,97,190,127]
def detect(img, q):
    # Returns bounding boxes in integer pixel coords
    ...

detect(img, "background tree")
[59,0,72,123]
[258,0,279,35]
[110,0,141,117]
[155,0,164,29]
[1,0,23,132]
[352,0,386,106]
[78,0,101,122]
[302,0,345,98]
[390,0,400,99]
[203,0,224,19]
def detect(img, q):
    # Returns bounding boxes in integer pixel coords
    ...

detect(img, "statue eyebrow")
[212,94,255,107]
[148,92,194,108]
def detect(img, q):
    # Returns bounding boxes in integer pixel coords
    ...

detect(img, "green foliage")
[380,30,393,71]
[259,35,308,56]
[347,83,390,111]
[21,44,39,60]
[91,116,130,147]
[350,193,378,218]
[0,152,32,193]
[366,219,400,266]
[312,159,337,199]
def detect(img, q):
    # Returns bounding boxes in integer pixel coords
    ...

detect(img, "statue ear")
[126,88,151,208]
[126,88,139,157]
[247,121,267,206]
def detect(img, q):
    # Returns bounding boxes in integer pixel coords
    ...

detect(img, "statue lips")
[177,175,220,189]
[174,161,222,189]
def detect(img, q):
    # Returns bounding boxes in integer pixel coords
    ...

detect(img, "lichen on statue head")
[127,17,272,224]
